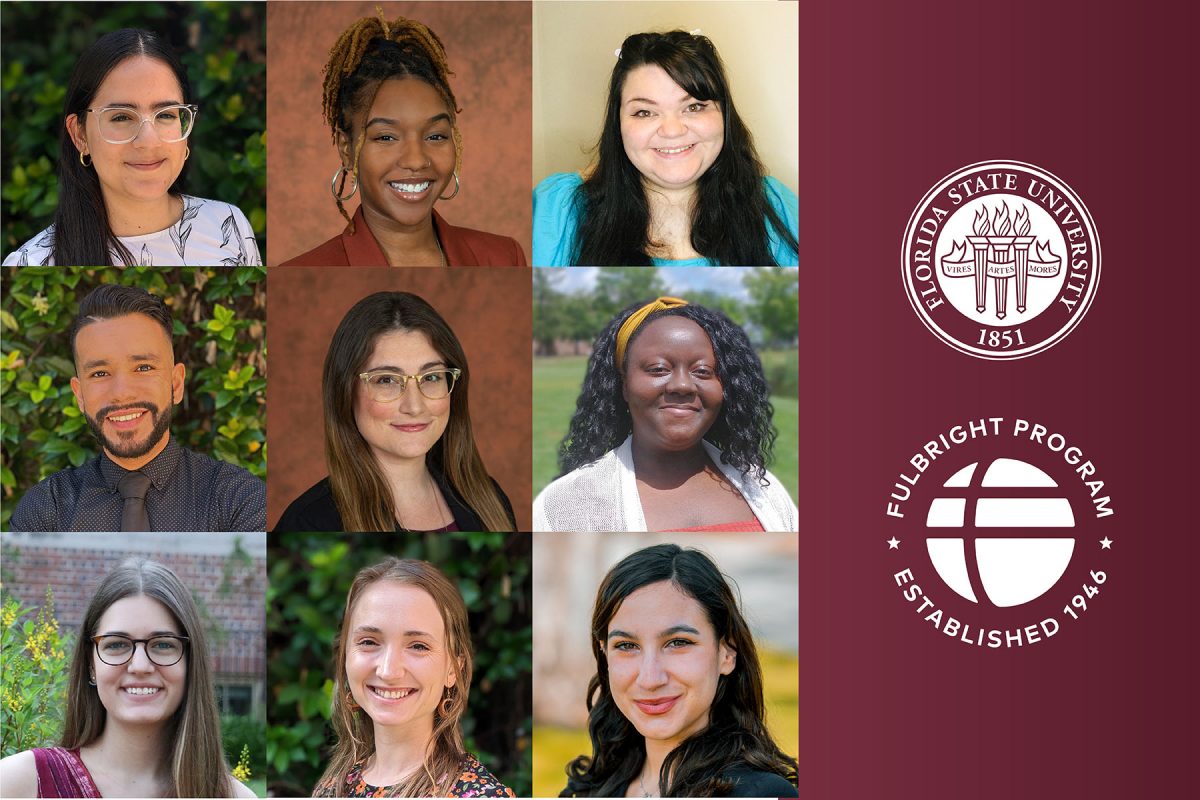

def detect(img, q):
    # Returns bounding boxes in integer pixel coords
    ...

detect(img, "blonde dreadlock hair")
[322,9,463,230]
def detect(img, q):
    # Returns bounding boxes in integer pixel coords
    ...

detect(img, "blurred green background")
[532,267,799,504]
[1,1,266,260]
[0,266,267,529]
[267,532,532,798]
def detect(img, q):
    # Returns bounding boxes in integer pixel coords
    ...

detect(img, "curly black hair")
[556,301,776,482]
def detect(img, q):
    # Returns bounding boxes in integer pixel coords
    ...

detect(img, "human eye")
[134,363,155,372]
[611,640,639,652]
[355,636,380,648]
[100,636,132,654]
[106,110,135,123]
[631,108,654,118]
[685,102,709,113]
[155,109,180,122]
[665,638,695,649]
[370,373,400,385]
[419,371,445,384]
[409,641,432,652]
[427,132,449,141]
[149,637,180,653]
[692,365,715,379]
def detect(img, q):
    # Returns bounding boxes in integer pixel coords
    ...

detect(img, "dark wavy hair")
[557,301,776,482]
[571,31,797,266]
[55,29,192,266]
[562,544,797,797]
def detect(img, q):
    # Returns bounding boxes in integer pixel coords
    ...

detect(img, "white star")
[1100,537,1113,550]
[887,537,900,550]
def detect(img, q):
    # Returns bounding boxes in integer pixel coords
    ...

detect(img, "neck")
[104,192,181,238]
[362,207,443,267]
[640,740,675,796]
[87,718,172,783]
[367,716,435,786]
[645,182,697,212]
[105,431,170,472]
[630,437,710,485]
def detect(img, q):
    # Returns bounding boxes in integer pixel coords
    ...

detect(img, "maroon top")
[280,207,527,267]
[32,747,102,798]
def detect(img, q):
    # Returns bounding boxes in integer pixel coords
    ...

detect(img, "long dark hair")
[557,301,776,482]
[563,544,797,797]
[322,291,512,532]
[54,28,192,267]
[571,31,796,266]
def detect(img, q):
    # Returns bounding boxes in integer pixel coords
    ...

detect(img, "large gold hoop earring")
[184,145,190,161]
[331,166,359,201]
[439,171,460,201]
[79,152,92,168]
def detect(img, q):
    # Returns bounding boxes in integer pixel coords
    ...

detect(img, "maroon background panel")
[799,1,1197,797]
[265,1,532,264]
[265,267,532,531]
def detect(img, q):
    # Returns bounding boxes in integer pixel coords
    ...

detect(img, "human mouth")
[370,686,418,701]
[634,695,680,715]
[126,159,166,171]
[653,144,696,157]
[388,180,434,201]
[659,404,699,416]
[107,409,149,430]
[123,686,161,697]
[391,422,431,433]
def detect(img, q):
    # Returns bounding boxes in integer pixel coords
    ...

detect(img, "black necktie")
[117,471,153,531]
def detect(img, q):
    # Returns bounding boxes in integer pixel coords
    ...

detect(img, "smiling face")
[344,76,457,232]
[66,56,188,207]
[605,580,734,750]
[619,64,724,194]
[622,315,723,454]
[344,581,456,734]
[91,594,187,728]
[70,313,185,468]
[354,329,451,470]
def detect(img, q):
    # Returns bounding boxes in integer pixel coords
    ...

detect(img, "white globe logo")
[925,458,1075,607]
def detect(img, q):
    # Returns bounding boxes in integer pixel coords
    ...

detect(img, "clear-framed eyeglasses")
[358,368,462,402]
[92,634,189,667]
[85,104,199,144]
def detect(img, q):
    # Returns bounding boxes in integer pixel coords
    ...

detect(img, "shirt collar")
[341,206,462,266]
[98,437,182,492]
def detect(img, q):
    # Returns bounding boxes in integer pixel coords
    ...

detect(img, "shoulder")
[533,450,621,531]
[177,447,266,530]
[3,226,57,266]
[180,196,262,266]
[280,233,348,267]
[180,447,264,490]
[438,218,527,267]
[722,765,799,798]
[449,753,515,798]
[10,463,93,532]
[532,173,585,266]
[534,172,584,201]
[761,177,798,265]
[275,477,343,532]
[0,749,39,798]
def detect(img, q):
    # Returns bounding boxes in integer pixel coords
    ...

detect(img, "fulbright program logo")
[902,161,1100,359]
[884,417,1116,648]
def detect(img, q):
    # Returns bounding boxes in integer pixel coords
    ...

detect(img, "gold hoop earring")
[331,166,359,201]
[79,152,91,168]
[184,145,190,161]
[439,172,460,201]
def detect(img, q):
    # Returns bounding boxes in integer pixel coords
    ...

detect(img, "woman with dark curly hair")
[561,543,798,797]
[533,297,796,532]
[532,30,797,266]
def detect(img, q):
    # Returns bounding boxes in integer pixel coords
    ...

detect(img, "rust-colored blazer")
[280,207,527,267]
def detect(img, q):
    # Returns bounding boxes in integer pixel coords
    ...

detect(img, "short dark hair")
[69,284,175,364]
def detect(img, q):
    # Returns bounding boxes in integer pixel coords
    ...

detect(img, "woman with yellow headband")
[533,297,797,532]
[281,12,526,267]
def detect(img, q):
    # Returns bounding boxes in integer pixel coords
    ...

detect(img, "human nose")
[397,136,431,171]
[658,112,687,138]
[665,366,695,394]
[130,117,165,145]
[377,643,406,680]
[126,641,155,672]
[396,377,427,412]
[635,650,668,690]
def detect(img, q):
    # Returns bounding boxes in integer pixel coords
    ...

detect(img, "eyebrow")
[352,625,436,638]
[624,94,697,107]
[607,624,702,640]
[101,101,185,110]
[366,112,452,128]
[365,360,448,373]
[80,353,163,371]
[100,630,181,637]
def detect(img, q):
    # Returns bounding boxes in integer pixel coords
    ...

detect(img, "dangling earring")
[439,172,460,201]
[88,673,96,686]
[79,151,92,168]
[184,145,190,161]
[331,166,359,201]
[345,691,360,712]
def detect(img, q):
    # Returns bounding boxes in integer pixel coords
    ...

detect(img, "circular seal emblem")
[901,160,1100,359]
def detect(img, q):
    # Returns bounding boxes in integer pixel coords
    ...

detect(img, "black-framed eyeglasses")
[84,104,199,144]
[358,368,462,402]
[92,634,189,667]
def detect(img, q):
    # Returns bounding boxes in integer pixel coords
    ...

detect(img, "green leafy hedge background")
[267,533,532,797]
[0,266,267,528]
[1,1,266,260]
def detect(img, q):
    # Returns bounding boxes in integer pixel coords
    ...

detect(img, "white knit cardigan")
[532,437,798,532]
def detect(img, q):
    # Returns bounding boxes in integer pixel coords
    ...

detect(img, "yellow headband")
[614,296,689,369]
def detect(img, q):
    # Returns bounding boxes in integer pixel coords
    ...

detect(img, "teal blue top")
[531,172,798,266]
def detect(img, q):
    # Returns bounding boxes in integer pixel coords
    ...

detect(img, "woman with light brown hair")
[275,291,514,532]
[312,558,512,797]
[0,558,252,798]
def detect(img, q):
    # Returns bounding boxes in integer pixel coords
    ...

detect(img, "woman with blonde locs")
[313,558,513,797]
[281,10,526,266]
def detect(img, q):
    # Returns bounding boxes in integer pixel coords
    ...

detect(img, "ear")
[717,640,736,676]
[70,376,85,412]
[65,113,89,156]
[336,130,354,171]
[170,362,186,405]
[445,655,464,689]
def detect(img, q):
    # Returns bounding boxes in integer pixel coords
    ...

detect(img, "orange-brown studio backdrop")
[265,1,533,264]
[265,266,533,530]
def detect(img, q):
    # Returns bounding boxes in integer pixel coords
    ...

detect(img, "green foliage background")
[1,1,266,260]
[0,266,267,528]
[267,533,532,798]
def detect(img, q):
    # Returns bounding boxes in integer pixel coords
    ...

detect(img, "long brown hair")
[323,291,513,532]
[317,558,473,796]
[61,558,232,798]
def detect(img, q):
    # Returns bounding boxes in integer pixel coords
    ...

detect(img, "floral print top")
[316,753,515,798]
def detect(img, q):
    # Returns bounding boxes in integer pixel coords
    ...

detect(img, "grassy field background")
[531,648,799,796]
[532,354,799,505]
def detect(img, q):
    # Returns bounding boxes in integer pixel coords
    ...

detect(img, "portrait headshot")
[267,532,531,797]
[0,532,267,797]
[0,2,265,266]
[532,1,798,266]
[267,1,532,266]
[532,534,799,797]
[266,267,532,532]
[1,267,266,532]
[532,267,799,532]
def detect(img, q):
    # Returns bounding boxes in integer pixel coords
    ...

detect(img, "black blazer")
[274,471,514,532]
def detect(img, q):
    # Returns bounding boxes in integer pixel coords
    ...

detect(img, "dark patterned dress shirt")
[8,437,265,532]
